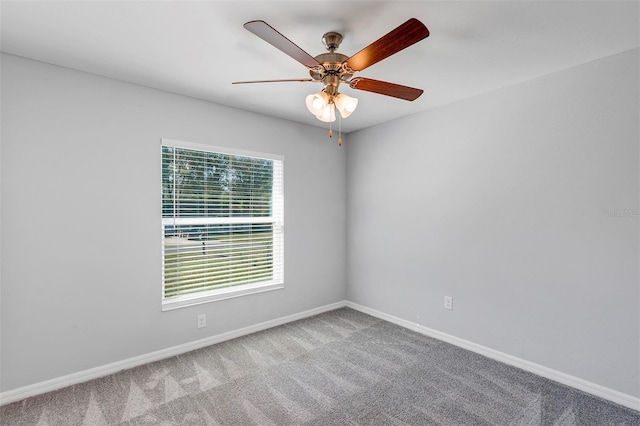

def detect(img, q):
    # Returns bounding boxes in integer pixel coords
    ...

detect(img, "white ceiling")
[1,1,638,133]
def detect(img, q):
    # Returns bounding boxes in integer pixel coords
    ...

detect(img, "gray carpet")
[1,308,639,425]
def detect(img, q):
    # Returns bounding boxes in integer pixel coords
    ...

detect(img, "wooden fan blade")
[233,78,316,84]
[244,20,324,70]
[349,77,423,101]
[344,18,429,72]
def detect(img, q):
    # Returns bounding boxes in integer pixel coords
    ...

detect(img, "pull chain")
[338,110,342,146]
[328,103,333,138]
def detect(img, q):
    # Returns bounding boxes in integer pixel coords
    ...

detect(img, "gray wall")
[0,54,347,391]
[347,49,639,397]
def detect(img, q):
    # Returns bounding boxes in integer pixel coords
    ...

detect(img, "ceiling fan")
[233,18,429,143]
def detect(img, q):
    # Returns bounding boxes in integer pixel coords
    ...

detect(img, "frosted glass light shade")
[305,91,330,116]
[316,104,336,123]
[334,93,358,118]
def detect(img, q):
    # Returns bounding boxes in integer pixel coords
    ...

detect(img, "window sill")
[162,281,284,311]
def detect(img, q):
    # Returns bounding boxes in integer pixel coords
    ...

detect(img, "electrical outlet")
[197,314,206,328]
[444,296,453,310]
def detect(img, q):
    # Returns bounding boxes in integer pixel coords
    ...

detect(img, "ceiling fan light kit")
[234,18,430,144]
[305,91,358,122]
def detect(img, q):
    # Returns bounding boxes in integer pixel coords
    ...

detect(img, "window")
[161,139,284,310]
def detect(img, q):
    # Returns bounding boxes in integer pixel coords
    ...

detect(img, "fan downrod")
[322,32,343,52]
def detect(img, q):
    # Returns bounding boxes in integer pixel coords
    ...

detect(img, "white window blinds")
[161,140,284,309]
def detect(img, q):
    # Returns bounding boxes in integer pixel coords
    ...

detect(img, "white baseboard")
[0,300,348,406]
[346,301,640,412]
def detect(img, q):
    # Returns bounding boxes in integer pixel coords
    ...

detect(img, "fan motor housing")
[309,52,354,82]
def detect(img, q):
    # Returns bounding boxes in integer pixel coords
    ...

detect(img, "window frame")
[160,138,284,311]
